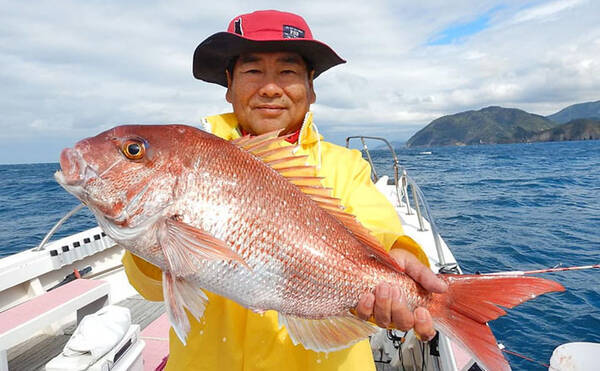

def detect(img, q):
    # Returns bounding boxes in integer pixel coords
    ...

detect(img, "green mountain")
[528,119,600,142]
[406,106,556,147]
[547,100,600,124]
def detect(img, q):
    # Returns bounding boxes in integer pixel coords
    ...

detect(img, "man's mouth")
[254,105,286,116]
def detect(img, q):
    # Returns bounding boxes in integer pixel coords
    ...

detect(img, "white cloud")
[0,0,599,163]
[510,0,584,24]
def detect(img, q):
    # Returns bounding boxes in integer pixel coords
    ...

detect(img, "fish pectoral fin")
[279,313,378,352]
[163,271,208,345]
[161,218,249,273]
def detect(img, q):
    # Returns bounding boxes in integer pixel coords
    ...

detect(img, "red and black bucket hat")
[193,10,346,87]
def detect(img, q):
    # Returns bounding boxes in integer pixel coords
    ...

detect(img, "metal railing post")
[359,137,378,182]
[402,170,412,215]
[411,186,427,232]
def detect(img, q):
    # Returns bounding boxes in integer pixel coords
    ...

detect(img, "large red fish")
[55,125,564,370]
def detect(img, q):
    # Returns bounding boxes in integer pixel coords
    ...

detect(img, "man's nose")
[258,80,284,98]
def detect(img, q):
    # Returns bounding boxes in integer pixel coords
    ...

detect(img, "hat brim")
[193,32,346,87]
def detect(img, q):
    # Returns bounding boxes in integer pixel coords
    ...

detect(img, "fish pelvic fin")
[159,217,249,275]
[163,271,208,345]
[279,313,379,352]
[430,274,565,371]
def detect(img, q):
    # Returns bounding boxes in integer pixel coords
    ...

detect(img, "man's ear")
[308,70,316,104]
[225,69,233,103]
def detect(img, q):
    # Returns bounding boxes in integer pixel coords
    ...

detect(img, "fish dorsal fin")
[231,130,282,148]
[231,130,405,274]
[231,130,318,184]
[267,155,308,168]
[321,208,405,273]
[295,185,333,197]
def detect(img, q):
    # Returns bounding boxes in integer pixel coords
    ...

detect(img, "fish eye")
[122,139,145,160]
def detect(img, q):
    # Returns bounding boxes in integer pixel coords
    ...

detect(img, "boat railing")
[33,203,86,251]
[345,136,451,268]
[345,136,402,207]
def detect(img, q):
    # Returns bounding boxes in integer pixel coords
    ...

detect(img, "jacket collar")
[203,111,322,147]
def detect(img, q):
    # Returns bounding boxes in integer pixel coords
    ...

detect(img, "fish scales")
[176,136,403,317]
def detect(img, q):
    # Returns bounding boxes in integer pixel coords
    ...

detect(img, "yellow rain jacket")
[122,112,428,371]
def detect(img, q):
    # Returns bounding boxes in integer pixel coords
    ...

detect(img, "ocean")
[1,140,599,370]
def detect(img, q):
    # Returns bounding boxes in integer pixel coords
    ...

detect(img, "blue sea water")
[1,140,599,369]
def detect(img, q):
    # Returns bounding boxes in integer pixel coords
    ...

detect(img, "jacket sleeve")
[326,148,429,267]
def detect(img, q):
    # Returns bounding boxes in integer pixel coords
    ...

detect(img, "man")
[123,10,447,370]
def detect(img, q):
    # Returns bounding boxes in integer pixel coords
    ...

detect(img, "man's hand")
[355,249,448,341]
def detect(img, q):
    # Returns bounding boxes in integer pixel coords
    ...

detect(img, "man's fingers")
[373,283,392,328]
[355,293,374,321]
[390,287,414,331]
[398,251,448,293]
[413,307,436,342]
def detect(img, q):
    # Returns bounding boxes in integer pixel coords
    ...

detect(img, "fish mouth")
[54,147,98,197]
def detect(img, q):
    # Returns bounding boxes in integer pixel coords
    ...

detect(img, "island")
[406,101,600,147]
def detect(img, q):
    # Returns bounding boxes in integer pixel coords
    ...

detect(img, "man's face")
[226,51,316,135]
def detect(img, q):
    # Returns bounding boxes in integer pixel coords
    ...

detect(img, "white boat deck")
[7,295,164,371]
[7,295,405,371]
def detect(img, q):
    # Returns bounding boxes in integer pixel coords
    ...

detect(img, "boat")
[1,136,493,370]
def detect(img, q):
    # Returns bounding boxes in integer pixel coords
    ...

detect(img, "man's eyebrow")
[238,54,261,64]
[277,55,304,65]
[237,53,305,66]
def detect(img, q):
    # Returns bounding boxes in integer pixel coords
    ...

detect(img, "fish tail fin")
[429,274,564,371]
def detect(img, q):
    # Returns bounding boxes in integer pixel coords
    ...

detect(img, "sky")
[1,0,599,164]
